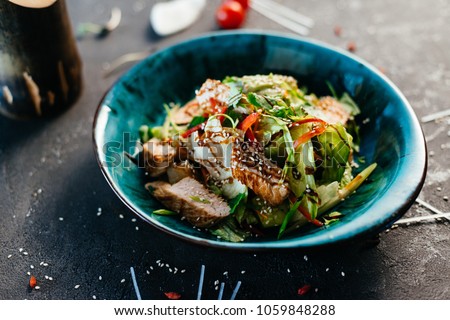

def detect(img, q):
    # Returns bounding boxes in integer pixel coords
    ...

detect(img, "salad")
[140,74,376,242]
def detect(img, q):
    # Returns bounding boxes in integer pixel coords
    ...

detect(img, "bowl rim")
[92,30,427,250]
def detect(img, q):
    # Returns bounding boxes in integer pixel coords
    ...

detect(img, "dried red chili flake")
[164,292,181,300]
[347,41,357,52]
[29,275,37,289]
[297,284,312,296]
[334,25,342,37]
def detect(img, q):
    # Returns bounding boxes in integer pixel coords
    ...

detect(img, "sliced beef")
[148,177,230,227]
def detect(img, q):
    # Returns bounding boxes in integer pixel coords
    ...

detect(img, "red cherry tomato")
[216,1,246,29]
[228,0,249,10]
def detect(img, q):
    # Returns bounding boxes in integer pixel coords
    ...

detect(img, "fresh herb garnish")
[228,193,246,214]
[188,116,206,129]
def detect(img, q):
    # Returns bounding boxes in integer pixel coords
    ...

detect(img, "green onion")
[278,200,301,239]
[189,196,211,204]
[153,209,178,216]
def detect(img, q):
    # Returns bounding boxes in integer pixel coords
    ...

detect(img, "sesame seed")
[93,295,97,300]
[303,255,308,261]
[30,265,34,269]
[35,286,40,290]
[149,266,154,270]
[74,285,80,289]
[7,254,12,259]
[241,270,246,274]
[132,218,137,222]
[27,272,31,276]
[146,270,150,275]
[49,277,53,281]
[326,268,330,272]
[43,263,49,267]
[59,217,64,221]
[135,227,139,231]
[287,268,290,273]
[121,279,125,283]
[19,248,23,253]
[223,271,228,276]
[99,276,102,281]
[119,214,124,219]
[40,262,44,266]
[44,275,49,279]
[97,212,102,216]
[98,207,102,212]
[23,252,28,256]
[181,269,186,273]
[37,189,42,194]
[341,272,345,277]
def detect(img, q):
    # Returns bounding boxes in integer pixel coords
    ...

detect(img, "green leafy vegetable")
[339,92,360,116]
[316,124,352,184]
[228,193,246,214]
[139,125,153,143]
[188,116,206,129]
[318,163,377,214]
[225,80,243,108]
[278,200,301,239]
[210,218,249,242]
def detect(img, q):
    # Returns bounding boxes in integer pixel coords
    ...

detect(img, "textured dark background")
[0,0,449,299]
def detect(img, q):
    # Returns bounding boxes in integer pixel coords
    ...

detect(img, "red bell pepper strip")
[293,125,327,149]
[180,122,205,138]
[291,118,328,149]
[237,112,259,140]
[245,127,256,141]
[289,195,323,227]
[298,205,323,227]
[291,117,327,127]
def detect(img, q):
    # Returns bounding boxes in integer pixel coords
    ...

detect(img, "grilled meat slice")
[173,99,200,125]
[231,140,289,207]
[196,79,230,115]
[142,138,176,177]
[315,96,351,125]
[148,177,230,227]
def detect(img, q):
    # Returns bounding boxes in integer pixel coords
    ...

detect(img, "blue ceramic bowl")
[93,31,427,250]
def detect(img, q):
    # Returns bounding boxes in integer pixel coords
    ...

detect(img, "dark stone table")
[1,0,449,299]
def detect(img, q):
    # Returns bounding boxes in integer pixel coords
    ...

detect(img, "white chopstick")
[421,108,450,123]
[415,198,450,221]
[251,2,310,36]
[253,0,314,28]
[395,212,450,225]
[196,264,205,300]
